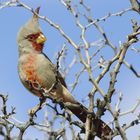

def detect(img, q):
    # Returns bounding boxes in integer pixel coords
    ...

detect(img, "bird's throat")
[32,42,44,52]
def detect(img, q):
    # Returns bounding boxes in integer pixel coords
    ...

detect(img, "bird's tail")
[68,103,112,139]
[60,85,112,139]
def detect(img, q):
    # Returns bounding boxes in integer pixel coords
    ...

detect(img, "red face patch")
[26,32,44,52]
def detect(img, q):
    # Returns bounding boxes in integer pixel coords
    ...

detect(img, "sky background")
[0,0,140,139]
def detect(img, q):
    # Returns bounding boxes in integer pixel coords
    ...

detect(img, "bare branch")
[120,99,140,116]
[129,0,140,14]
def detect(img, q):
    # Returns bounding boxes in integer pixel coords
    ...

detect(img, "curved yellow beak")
[36,33,46,44]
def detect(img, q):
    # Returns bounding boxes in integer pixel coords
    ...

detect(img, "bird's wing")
[43,53,67,88]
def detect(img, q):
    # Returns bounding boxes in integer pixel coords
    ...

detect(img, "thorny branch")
[0,0,140,139]
[0,92,84,139]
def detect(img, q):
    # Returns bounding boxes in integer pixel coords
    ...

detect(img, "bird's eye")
[28,35,34,40]
[25,34,34,41]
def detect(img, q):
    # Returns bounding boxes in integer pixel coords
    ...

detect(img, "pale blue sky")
[0,0,140,139]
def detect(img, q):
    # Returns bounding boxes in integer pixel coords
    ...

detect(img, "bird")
[17,7,112,139]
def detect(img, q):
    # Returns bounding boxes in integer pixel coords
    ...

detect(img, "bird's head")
[17,7,46,54]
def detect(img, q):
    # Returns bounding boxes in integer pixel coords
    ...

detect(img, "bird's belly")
[18,54,56,97]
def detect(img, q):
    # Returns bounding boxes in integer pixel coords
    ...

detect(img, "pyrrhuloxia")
[17,8,112,139]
